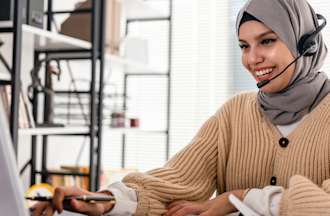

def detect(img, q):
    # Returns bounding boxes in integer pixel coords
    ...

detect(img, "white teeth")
[255,68,273,77]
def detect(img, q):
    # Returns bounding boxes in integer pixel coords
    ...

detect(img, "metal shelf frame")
[0,27,14,33]
[27,0,106,191]
[0,0,105,191]
[0,0,172,191]
[0,0,24,156]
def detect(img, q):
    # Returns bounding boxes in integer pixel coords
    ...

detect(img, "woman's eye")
[239,44,249,49]
[261,38,276,45]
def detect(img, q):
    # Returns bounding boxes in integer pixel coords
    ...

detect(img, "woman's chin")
[260,83,287,94]
[258,83,278,93]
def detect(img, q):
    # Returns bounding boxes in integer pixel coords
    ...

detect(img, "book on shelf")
[47,165,89,190]
[21,89,35,128]
[0,86,35,129]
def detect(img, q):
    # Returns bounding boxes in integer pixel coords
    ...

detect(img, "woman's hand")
[165,189,245,216]
[31,186,115,216]
[165,199,213,216]
[200,189,244,216]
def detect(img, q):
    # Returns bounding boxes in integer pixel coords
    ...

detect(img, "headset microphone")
[256,13,326,89]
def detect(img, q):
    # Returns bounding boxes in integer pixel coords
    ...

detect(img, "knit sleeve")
[121,106,230,215]
[279,175,330,216]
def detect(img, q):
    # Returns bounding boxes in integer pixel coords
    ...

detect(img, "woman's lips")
[254,68,276,82]
[256,72,274,82]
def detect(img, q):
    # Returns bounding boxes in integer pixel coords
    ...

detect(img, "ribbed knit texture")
[122,92,330,215]
[280,175,330,215]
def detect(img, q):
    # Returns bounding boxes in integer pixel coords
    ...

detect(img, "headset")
[257,13,327,89]
[297,13,327,56]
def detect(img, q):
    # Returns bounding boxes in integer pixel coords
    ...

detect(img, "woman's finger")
[52,187,66,213]
[52,186,91,213]
[70,199,104,216]
[166,201,188,216]
[31,201,49,216]
[172,204,204,216]
[167,201,205,216]
[167,200,187,210]
[166,204,185,216]
[44,204,55,216]
[199,211,210,216]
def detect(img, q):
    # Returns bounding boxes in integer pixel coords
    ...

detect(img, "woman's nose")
[247,48,263,65]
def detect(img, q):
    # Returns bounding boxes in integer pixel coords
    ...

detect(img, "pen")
[25,195,116,204]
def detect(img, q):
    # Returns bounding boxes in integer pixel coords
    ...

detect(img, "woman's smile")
[254,66,275,82]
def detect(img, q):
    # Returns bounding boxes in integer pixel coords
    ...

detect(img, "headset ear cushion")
[298,33,318,56]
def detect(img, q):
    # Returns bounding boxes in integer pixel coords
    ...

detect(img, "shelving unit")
[0,0,104,191]
[0,0,171,191]
[27,0,105,191]
[22,22,161,73]
[22,24,91,50]
[19,127,90,136]
[29,0,170,191]
[0,0,24,156]
[19,126,166,136]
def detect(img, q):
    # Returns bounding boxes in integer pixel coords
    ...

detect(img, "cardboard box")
[60,0,122,55]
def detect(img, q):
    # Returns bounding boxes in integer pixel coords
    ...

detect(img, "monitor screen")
[0,99,29,216]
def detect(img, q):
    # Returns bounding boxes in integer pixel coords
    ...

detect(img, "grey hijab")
[236,0,330,125]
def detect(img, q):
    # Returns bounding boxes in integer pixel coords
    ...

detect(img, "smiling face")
[238,21,296,93]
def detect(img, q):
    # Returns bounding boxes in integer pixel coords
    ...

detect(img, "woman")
[32,0,330,215]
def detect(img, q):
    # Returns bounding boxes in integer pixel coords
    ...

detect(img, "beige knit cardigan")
[122,92,330,215]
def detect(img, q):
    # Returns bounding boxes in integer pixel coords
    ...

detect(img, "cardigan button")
[279,137,289,148]
[270,176,277,185]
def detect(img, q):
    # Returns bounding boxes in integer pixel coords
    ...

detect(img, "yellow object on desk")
[25,183,54,207]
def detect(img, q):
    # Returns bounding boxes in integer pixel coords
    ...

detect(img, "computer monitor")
[0,99,29,215]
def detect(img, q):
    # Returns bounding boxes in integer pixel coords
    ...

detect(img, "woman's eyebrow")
[239,30,276,43]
